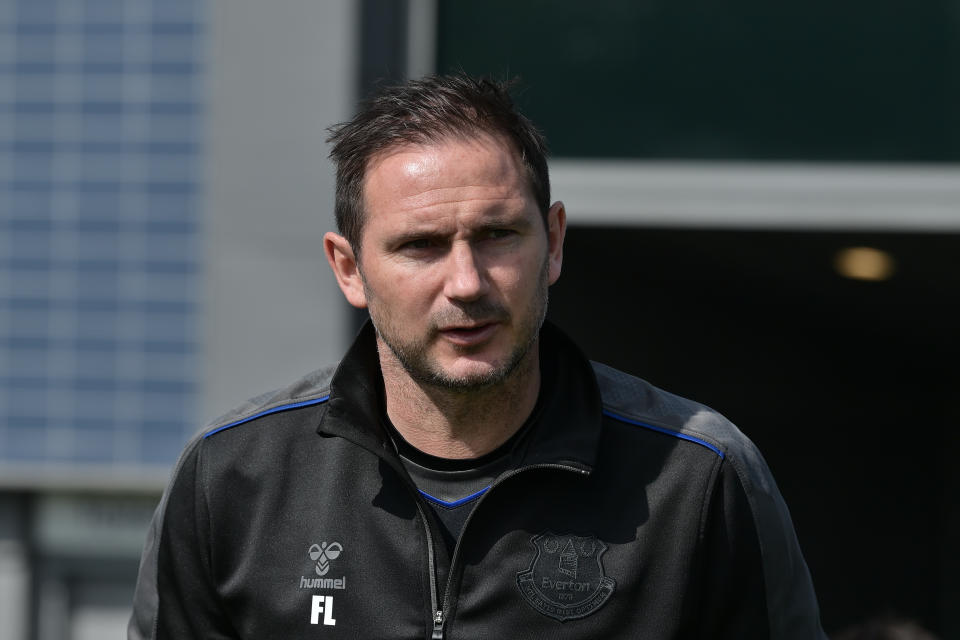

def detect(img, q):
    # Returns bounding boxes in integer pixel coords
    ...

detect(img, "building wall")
[0,1,357,638]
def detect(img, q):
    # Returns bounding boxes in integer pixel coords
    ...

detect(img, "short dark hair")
[326,74,550,253]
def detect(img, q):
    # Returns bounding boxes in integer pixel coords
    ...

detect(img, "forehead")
[361,134,534,222]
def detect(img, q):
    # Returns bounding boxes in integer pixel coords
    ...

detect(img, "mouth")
[438,322,499,346]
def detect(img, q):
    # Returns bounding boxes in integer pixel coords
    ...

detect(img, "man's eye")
[401,238,434,250]
[485,229,515,240]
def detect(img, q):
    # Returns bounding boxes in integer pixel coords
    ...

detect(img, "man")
[130,74,826,639]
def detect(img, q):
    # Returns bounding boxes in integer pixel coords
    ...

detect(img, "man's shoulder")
[200,364,339,440]
[590,360,754,463]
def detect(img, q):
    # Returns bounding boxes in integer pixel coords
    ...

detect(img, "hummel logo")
[308,542,343,576]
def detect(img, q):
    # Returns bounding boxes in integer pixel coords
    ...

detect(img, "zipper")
[370,450,443,640]
[367,437,589,640]
[411,490,441,635]
[429,462,589,640]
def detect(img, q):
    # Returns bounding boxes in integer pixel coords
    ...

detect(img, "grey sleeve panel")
[127,366,336,639]
[202,365,337,434]
[591,362,826,639]
[127,435,205,640]
[721,439,827,640]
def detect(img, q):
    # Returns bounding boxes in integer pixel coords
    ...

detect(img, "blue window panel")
[72,387,117,417]
[4,425,47,462]
[143,311,195,344]
[150,74,200,102]
[74,338,118,353]
[12,0,58,24]
[144,220,196,234]
[82,75,124,102]
[146,102,199,116]
[3,345,48,378]
[75,230,121,261]
[147,113,198,142]
[76,269,119,297]
[141,380,194,403]
[8,230,52,260]
[9,310,50,337]
[8,192,52,217]
[79,101,126,117]
[3,386,47,414]
[76,192,122,218]
[75,310,118,341]
[139,272,192,302]
[82,31,123,63]
[149,21,201,37]
[139,424,187,464]
[150,35,197,64]
[78,158,129,183]
[81,0,125,23]
[1,336,47,350]
[74,350,117,379]
[141,260,197,275]
[2,415,48,430]
[141,339,194,354]
[70,258,119,273]
[7,114,56,140]
[75,299,120,313]
[12,153,53,181]
[141,181,196,196]
[2,258,48,272]
[2,219,49,233]
[12,73,56,101]
[145,192,195,221]
[4,140,54,153]
[9,274,52,298]
[1,102,50,115]
[146,154,198,183]
[12,33,57,64]
[141,351,195,380]
[80,112,126,142]
[152,0,202,22]
[72,417,116,431]
[140,378,193,395]
[142,232,196,264]
[71,427,117,463]
[140,419,191,462]
[1,297,50,312]
[71,377,117,393]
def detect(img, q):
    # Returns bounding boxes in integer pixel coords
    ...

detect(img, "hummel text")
[300,575,346,589]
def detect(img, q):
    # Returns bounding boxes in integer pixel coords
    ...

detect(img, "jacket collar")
[318,320,603,472]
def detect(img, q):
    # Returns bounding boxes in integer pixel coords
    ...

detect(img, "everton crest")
[516,532,616,621]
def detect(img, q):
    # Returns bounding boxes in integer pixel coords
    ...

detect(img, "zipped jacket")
[129,322,826,639]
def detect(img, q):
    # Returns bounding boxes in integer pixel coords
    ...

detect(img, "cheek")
[488,252,543,294]
[489,266,524,293]
[368,265,441,312]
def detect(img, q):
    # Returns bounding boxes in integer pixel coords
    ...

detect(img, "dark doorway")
[547,226,960,637]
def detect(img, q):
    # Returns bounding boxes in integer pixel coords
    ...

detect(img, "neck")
[378,339,541,459]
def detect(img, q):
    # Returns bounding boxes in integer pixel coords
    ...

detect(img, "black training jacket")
[129,322,826,639]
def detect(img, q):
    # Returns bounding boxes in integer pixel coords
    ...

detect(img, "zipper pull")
[432,610,444,639]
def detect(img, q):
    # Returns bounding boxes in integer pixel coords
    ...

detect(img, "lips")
[438,322,499,346]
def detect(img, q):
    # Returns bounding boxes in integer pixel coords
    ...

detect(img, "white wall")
[203,0,359,421]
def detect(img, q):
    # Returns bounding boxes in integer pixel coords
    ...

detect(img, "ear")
[323,232,368,308]
[545,201,566,285]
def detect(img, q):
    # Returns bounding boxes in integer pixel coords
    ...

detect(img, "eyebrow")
[388,210,535,242]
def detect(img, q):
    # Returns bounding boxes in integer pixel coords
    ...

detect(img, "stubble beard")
[364,260,549,392]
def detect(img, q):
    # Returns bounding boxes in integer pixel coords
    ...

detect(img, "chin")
[423,358,514,391]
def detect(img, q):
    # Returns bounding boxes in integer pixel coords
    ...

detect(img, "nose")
[442,242,488,302]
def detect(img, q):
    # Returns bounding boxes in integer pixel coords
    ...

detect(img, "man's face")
[343,134,565,390]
